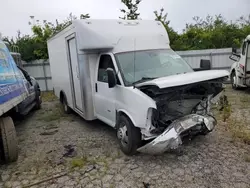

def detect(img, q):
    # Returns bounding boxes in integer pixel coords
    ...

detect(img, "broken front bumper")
[137,114,216,154]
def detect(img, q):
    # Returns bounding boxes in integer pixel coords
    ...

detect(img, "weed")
[222,104,232,122]
[217,95,232,122]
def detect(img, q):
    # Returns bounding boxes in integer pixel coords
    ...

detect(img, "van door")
[67,37,83,112]
[94,54,117,127]
[239,42,250,76]
[246,42,250,75]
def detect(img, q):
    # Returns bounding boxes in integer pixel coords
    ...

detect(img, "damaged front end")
[137,78,225,154]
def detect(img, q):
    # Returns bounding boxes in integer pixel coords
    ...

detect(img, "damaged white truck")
[229,35,250,89]
[48,20,228,155]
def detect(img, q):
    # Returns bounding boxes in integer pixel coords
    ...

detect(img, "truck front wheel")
[231,71,238,90]
[0,117,18,163]
[117,115,142,155]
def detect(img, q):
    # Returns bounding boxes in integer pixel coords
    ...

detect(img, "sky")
[1,0,250,38]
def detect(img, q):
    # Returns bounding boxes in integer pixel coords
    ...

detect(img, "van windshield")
[115,49,193,86]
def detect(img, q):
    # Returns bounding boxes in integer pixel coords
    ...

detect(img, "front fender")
[229,62,237,75]
[115,86,156,129]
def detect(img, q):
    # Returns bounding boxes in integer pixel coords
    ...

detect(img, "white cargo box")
[47,19,170,120]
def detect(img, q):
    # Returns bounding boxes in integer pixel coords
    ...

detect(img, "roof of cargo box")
[72,19,170,53]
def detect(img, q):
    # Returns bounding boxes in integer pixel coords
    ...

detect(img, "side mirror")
[230,47,241,61]
[193,59,211,71]
[229,54,240,62]
[107,68,117,88]
[232,47,237,54]
[200,59,211,70]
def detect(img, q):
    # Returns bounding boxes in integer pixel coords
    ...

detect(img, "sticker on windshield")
[169,54,182,59]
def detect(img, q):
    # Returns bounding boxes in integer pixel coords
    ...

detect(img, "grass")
[215,86,250,145]
[37,103,67,122]
[41,91,58,102]
[244,154,250,162]
[37,110,63,122]
[239,95,250,103]
[227,117,250,144]
[71,157,87,168]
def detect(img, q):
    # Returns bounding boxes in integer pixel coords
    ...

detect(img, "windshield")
[115,49,193,86]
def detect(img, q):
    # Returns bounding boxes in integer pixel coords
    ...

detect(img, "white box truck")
[48,19,228,155]
[229,35,250,89]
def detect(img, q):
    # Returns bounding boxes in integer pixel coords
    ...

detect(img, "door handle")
[95,83,98,92]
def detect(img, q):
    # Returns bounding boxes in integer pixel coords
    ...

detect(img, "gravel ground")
[0,86,250,188]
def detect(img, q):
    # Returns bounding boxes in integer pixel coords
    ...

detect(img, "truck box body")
[0,40,28,116]
[48,19,228,155]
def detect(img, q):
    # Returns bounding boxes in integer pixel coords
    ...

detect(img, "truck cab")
[0,39,41,163]
[229,35,250,89]
[15,66,42,115]
[4,41,42,115]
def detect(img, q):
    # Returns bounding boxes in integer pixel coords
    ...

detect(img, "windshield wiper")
[132,77,157,86]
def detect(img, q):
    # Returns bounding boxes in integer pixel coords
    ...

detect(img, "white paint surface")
[136,70,229,89]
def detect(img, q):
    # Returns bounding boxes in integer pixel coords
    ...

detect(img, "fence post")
[209,52,213,68]
[42,60,48,91]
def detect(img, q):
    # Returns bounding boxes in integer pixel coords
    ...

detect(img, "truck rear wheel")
[62,97,71,114]
[0,117,18,163]
[117,115,142,155]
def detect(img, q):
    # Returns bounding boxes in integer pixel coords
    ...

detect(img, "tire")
[62,96,71,114]
[231,71,238,90]
[34,84,42,110]
[35,97,42,110]
[0,117,18,163]
[117,115,142,155]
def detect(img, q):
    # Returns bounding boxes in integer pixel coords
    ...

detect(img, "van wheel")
[35,97,42,110]
[62,97,71,114]
[231,72,238,90]
[117,115,142,155]
[0,117,18,163]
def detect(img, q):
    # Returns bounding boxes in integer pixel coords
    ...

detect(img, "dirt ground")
[0,85,250,188]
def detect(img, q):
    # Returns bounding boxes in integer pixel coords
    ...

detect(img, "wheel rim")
[117,122,129,147]
[64,103,67,111]
[233,76,237,87]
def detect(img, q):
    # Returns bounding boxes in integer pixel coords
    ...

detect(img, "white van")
[229,35,250,89]
[47,20,228,155]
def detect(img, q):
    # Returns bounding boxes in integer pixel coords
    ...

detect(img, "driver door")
[246,42,250,75]
[18,67,36,109]
[94,54,118,127]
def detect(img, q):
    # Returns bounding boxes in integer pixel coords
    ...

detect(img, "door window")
[97,55,120,84]
[18,67,32,86]
[242,42,247,55]
[247,43,250,58]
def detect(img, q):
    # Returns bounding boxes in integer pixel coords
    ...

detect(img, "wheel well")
[116,111,134,129]
[231,69,235,79]
[231,69,236,74]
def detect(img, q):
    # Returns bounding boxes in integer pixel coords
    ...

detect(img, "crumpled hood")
[136,70,229,89]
